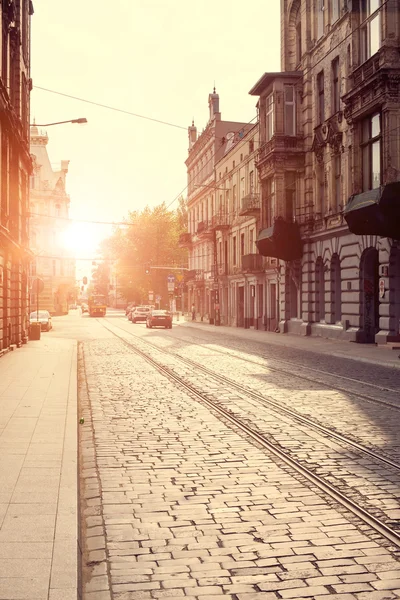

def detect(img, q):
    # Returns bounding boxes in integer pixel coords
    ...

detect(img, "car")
[125,302,135,315]
[69,304,77,310]
[131,306,151,323]
[29,310,52,331]
[146,309,172,329]
[81,303,88,314]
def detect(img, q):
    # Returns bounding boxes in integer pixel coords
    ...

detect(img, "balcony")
[211,213,230,231]
[185,269,205,284]
[242,253,264,273]
[178,232,192,247]
[256,217,303,261]
[344,183,400,239]
[196,220,213,240]
[240,193,260,216]
[256,134,304,168]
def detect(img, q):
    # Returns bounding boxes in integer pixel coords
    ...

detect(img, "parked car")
[146,309,172,329]
[125,302,135,315]
[131,306,151,323]
[69,304,77,310]
[29,310,52,331]
[81,303,88,314]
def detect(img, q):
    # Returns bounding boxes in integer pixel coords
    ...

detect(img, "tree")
[101,202,188,306]
[90,261,110,297]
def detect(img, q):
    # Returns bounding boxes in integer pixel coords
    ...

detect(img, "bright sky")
[30,0,281,263]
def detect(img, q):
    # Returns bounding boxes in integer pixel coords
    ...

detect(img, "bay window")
[284,85,296,136]
[266,93,274,141]
[361,113,381,191]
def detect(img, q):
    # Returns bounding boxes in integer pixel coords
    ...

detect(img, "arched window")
[315,257,325,322]
[331,254,342,323]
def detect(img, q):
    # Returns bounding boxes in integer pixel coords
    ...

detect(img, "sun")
[60,222,107,259]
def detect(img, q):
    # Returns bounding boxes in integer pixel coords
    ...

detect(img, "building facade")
[182,90,252,322]
[0,0,34,353]
[29,126,76,315]
[249,0,400,344]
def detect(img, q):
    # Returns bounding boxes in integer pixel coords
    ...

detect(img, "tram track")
[99,317,400,550]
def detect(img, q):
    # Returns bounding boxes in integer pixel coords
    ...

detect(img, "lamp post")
[30,118,88,126]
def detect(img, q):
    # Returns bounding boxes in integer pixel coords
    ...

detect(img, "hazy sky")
[31,0,281,259]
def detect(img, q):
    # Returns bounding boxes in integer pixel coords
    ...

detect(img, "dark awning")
[344,183,400,239]
[256,218,303,261]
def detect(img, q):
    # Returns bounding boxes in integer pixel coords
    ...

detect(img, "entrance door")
[237,286,244,327]
[361,248,379,343]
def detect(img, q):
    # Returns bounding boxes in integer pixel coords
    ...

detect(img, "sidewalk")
[180,318,400,369]
[0,335,78,600]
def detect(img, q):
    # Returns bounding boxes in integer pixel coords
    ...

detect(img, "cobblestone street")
[78,310,400,599]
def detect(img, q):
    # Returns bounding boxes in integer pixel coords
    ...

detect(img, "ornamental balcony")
[185,269,205,284]
[242,253,264,273]
[178,232,192,247]
[196,220,213,240]
[239,193,260,216]
[256,134,304,167]
[211,212,230,231]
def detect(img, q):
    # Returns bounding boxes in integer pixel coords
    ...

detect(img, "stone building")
[0,0,34,353]
[181,90,252,321]
[213,124,279,329]
[29,126,76,315]
[250,0,400,343]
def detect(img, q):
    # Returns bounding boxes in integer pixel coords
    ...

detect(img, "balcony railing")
[196,220,213,238]
[242,253,264,273]
[178,232,192,247]
[240,193,260,216]
[257,134,304,165]
[211,213,230,230]
[185,269,204,282]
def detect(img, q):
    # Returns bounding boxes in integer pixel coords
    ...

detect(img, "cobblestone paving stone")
[82,331,400,600]
[103,320,400,531]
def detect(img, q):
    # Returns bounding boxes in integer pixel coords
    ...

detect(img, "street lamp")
[30,118,88,126]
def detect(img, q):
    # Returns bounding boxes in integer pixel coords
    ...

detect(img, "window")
[60,261,64,277]
[233,236,237,266]
[250,229,254,252]
[285,172,296,221]
[249,140,254,153]
[317,71,325,124]
[332,58,340,114]
[284,85,296,136]
[296,18,302,64]
[361,113,381,191]
[334,154,341,211]
[360,0,381,63]
[226,189,230,215]
[240,233,245,258]
[55,204,61,217]
[31,262,36,277]
[332,0,340,23]
[52,260,56,276]
[249,170,254,193]
[266,93,274,141]
[317,0,325,39]
[241,176,245,200]
[317,164,326,215]
[233,185,237,214]
[265,177,275,227]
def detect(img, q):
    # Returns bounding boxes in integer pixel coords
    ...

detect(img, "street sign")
[149,290,154,302]
[156,294,161,302]
[176,273,183,282]
[167,282,175,292]
[31,278,44,294]
[379,278,385,298]
[167,274,175,283]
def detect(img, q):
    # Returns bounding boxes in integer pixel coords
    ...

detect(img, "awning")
[256,218,303,261]
[344,183,400,239]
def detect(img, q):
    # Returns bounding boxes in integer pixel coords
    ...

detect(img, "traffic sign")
[167,274,175,283]
[31,278,44,294]
[167,282,175,292]
[176,273,183,282]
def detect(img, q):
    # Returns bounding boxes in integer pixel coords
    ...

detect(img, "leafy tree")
[101,201,188,306]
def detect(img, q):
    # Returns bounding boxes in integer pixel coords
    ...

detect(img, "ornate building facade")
[29,126,75,315]
[0,0,34,353]
[250,0,400,344]
[182,90,251,322]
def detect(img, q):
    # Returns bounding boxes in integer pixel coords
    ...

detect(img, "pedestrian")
[191,303,196,321]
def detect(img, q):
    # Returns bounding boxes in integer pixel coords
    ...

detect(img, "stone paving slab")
[0,335,78,600]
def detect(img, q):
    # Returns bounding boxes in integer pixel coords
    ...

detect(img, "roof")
[249,71,302,95]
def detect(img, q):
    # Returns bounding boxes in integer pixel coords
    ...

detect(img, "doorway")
[237,286,244,327]
[360,248,379,343]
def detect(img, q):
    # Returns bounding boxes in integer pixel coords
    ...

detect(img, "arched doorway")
[331,254,341,323]
[389,245,400,340]
[315,257,325,322]
[360,248,379,343]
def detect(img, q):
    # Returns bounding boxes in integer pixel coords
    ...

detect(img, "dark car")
[146,310,172,329]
